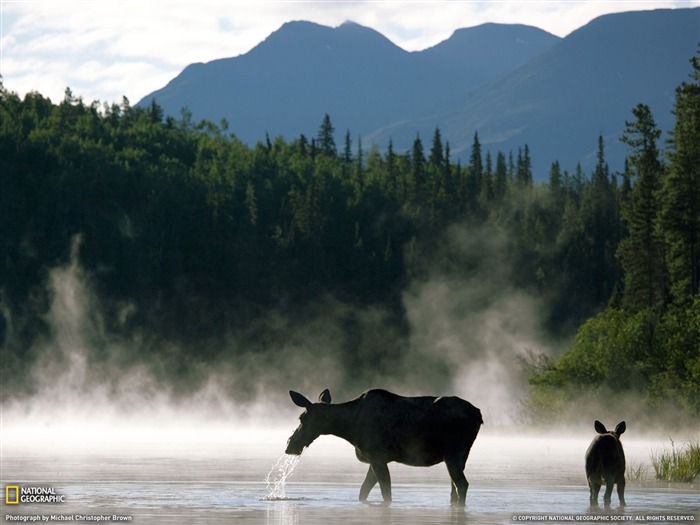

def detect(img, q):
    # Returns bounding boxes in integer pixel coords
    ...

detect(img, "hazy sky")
[0,0,695,105]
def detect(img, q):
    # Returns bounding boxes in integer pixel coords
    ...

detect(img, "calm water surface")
[2,430,698,524]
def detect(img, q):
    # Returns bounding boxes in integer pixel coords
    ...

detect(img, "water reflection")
[264,500,479,525]
[1,434,698,525]
[266,500,300,525]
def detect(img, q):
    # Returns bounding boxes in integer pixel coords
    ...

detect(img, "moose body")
[585,420,626,508]
[285,388,482,505]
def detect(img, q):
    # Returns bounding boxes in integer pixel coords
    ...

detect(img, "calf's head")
[285,389,332,455]
[595,420,626,439]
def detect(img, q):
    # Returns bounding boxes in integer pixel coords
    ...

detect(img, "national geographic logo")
[5,486,65,504]
[5,486,18,505]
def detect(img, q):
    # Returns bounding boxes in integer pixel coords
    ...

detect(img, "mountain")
[138,8,699,178]
[139,20,558,153]
[420,7,700,175]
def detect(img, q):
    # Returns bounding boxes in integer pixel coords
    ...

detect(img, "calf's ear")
[319,389,332,404]
[615,421,626,436]
[290,390,312,408]
[594,420,607,434]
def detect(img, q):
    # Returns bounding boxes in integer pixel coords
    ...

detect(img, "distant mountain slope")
[139,8,699,178]
[417,22,561,85]
[429,7,700,175]
[139,20,558,151]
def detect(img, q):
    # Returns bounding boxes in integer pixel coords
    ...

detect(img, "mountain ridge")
[138,8,699,178]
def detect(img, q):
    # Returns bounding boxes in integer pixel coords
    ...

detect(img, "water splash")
[262,454,301,500]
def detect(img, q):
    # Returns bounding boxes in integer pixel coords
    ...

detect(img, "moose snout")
[285,437,304,455]
[285,427,306,455]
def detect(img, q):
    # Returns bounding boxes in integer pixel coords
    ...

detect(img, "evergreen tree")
[493,151,508,203]
[410,134,425,206]
[317,114,336,157]
[353,135,365,200]
[385,139,399,199]
[343,130,353,166]
[469,132,483,186]
[516,145,533,186]
[479,150,494,210]
[429,127,444,169]
[618,103,667,311]
[663,49,700,303]
[548,161,565,213]
[592,135,610,188]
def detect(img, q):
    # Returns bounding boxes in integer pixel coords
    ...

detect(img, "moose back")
[285,388,483,505]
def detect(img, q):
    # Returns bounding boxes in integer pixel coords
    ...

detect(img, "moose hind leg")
[588,478,601,508]
[359,466,378,502]
[602,479,614,508]
[371,462,392,504]
[616,477,626,507]
[446,457,469,505]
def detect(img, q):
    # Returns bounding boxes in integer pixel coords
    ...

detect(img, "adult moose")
[585,420,627,508]
[285,388,483,505]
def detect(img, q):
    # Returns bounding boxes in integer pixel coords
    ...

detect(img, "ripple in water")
[262,453,303,501]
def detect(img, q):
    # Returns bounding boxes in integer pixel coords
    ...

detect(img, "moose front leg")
[359,466,377,502]
[371,462,392,504]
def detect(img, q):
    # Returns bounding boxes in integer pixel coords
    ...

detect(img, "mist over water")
[402,225,554,424]
[2,235,698,525]
[2,224,562,436]
[2,226,696,445]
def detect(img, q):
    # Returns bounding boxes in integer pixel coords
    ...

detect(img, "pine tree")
[343,130,352,166]
[662,49,700,303]
[479,150,494,210]
[618,104,667,311]
[353,135,364,200]
[385,139,399,200]
[493,151,508,203]
[549,160,565,213]
[317,114,336,157]
[469,132,483,188]
[592,135,610,188]
[411,134,425,205]
[429,127,444,169]
[516,145,533,186]
[425,128,449,221]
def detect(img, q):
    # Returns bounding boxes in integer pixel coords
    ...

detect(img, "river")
[2,427,698,524]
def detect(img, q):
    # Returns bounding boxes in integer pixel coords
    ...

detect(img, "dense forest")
[0,49,698,420]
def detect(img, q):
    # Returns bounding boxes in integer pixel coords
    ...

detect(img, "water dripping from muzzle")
[261,453,302,501]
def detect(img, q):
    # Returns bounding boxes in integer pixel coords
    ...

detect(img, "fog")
[400,224,555,425]
[1,227,695,447]
[3,232,699,525]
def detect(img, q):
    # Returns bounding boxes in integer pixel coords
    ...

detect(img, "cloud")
[2,0,695,104]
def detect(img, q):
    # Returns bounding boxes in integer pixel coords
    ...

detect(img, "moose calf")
[585,420,626,508]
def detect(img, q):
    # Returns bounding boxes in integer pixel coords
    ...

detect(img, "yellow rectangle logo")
[5,485,19,504]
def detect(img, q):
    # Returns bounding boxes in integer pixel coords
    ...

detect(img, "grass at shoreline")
[626,462,649,483]
[651,439,700,483]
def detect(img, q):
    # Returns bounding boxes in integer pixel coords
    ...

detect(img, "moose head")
[285,389,332,455]
[595,420,626,438]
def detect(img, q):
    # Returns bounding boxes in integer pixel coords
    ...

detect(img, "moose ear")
[318,389,332,404]
[615,421,626,436]
[594,420,607,434]
[290,390,312,408]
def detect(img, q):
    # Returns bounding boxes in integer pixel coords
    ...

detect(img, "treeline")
[528,52,700,419]
[0,49,698,415]
[0,86,620,342]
